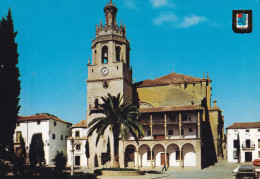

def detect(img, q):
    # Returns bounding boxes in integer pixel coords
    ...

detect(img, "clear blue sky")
[0,0,259,129]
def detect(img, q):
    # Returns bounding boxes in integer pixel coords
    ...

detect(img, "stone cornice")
[92,34,128,48]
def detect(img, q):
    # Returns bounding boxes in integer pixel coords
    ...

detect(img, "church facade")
[68,0,224,169]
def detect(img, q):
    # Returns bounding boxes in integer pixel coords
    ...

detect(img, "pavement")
[70,160,260,179]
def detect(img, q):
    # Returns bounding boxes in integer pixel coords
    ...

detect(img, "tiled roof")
[72,120,88,128]
[226,122,260,129]
[139,105,202,113]
[136,72,210,88]
[18,113,72,125]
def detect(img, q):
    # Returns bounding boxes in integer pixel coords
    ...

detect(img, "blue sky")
[0,0,259,129]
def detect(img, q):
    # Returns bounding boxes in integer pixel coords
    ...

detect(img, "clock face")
[101,67,109,75]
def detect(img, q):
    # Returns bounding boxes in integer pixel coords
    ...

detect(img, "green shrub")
[52,151,67,173]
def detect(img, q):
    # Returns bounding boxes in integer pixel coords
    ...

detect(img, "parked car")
[235,165,257,179]
[253,159,260,166]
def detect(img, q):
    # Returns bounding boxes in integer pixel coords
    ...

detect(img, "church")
[67,0,224,169]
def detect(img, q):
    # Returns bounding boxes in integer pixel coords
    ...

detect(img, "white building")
[14,113,72,165]
[67,120,89,167]
[226,122,260,163]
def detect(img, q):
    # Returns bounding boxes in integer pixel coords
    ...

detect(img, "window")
[75,131,80,137]
[147,130,151,136]
[259,151,260,158]
[258,139,260,148]
[181,129,184,135]
[246,129,249,133]
[17,122,20,126]
[116,46,121,62]
[189,128,193,132]
[176,150,180,160]
[94,98,99,108]
[258,129,260,132]
[102,46,108,64]
[52,134,55,140]
[37,121,41,125]
[76,144,81,151]
[233,150,238,159]
[233,140,238,148]
[168,130,173,135]
[67,125,69,128]
[16,131,21,143]
[182,115,188,121]
[147,150,154,160]
[54,121,57,126]
[61,135,63,140]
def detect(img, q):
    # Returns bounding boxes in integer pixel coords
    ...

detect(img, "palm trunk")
[113,134,120,168]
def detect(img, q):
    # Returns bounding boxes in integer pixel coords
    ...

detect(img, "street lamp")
[70,138,75,176]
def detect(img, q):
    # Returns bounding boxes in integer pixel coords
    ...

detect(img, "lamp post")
[70,138,75,176]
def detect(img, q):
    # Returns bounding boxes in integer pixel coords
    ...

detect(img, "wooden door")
[161,153,169,165]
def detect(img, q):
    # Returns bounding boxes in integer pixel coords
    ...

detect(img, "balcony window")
[147,130,151,136]
[182,115,188,121]
[233,140,239,148]
[76,144,81,151]
[189,128,193,132]
[246,139,250,148]
[168,130,173,135]
[75,131,80,137]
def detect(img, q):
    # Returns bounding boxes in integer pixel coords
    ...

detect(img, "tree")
[106,137,111,167]
[237,132,241,163]
[0,9,21,160]
[88,93,144,167]
[52,151,67,174]
[29,133,45,169]
[85,140,90,168]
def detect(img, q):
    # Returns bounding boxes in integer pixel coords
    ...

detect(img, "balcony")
[242,142,255,150]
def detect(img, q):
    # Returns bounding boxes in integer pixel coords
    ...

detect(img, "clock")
[101,67,109,75]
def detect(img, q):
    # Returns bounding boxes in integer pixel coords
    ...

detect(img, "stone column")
[137,149,139,168]
[197,111,201,138]
[150,115,153,140]
[179,113,182,139]
[179,149,182,168]
[164,114,167,140]
[150,149,153,168]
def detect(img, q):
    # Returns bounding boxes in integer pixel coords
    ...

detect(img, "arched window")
[102,46,108,64]
[116,46,121,62]
[95,98,99,109]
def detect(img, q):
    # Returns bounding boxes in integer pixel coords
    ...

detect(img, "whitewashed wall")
[227,128,260,163]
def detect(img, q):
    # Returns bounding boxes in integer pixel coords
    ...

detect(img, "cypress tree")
[0,9,21,160]
[85,140,90,168]
[29,133,45,168]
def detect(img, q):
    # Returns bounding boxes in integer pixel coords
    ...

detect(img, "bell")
[104,53,108,58]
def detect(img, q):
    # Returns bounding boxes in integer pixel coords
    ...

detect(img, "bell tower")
[86,0,133,167]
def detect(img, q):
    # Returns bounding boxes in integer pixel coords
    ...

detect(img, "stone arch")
[152,144,166,167]
[138,144,151,167]
[181,143,196,167]
[102,46,108,64]
[166,143,180,167]
[125,144,137,168]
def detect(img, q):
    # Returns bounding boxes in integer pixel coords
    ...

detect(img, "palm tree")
[87,93,144,167]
